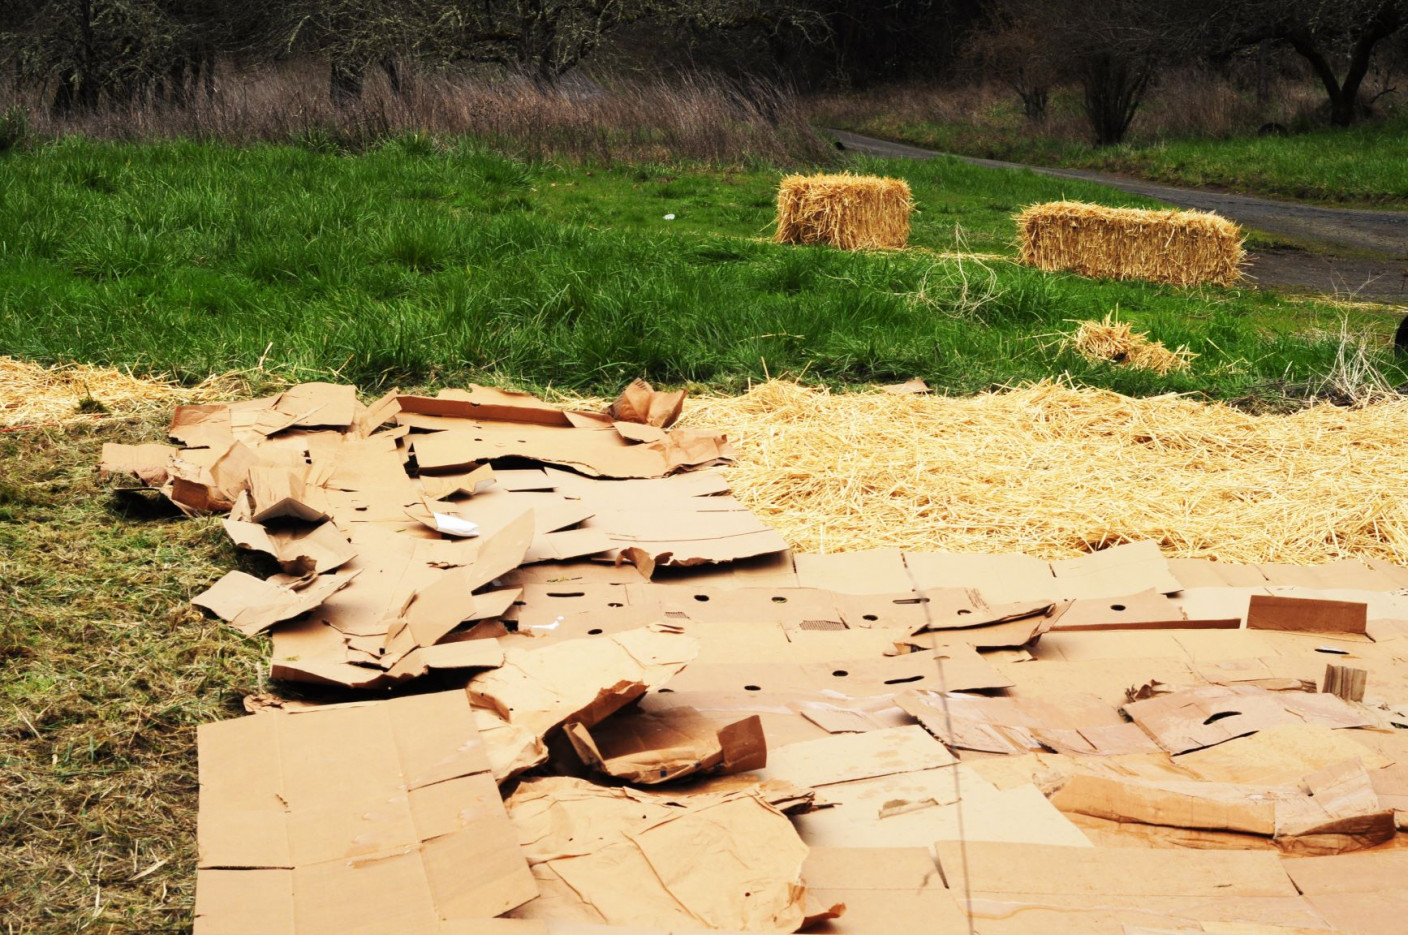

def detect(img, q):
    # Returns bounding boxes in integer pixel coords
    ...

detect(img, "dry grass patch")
[688,380,1408,564]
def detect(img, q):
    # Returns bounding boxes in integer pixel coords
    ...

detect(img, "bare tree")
[1200,0,1405,126]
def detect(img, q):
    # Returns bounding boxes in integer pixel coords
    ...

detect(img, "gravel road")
[830,128,1408,304]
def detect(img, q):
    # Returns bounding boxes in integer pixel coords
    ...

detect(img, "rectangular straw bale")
[775,173,913,250]
[1016,201,1245,287]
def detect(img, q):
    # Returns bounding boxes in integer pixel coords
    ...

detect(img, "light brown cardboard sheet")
[608,378,686,428]
[664,645,1012,696]
[99,441,178,486]
[468,628,699,753]
[790,764,1092,850]
[505,776,810,932]
[1280,848,1408,935]
[934,842,1323,935]
[410,419,734,480]
[1050,759,1395,849]
[193,689,537,935]
[1122,684,1374,754]
[222,519,357,575]
[193,568,360,636]
[565,706,766,784]
[897,689,1161,756]
[799,848,968,935]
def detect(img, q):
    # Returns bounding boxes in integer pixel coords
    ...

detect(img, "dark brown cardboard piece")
[565,707,766,784]
[1247,594,1369,635]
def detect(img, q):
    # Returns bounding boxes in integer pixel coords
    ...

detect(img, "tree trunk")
[1081,53,1149,146]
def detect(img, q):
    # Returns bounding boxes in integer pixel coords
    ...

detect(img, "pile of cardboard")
[101,379,1408,935]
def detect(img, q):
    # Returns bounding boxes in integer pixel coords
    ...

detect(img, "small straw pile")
[1062,315,1194,375]
[0,356,232,429]
[686,380,1408,564]
[774,173,913,250]
[1016,201,1245,287]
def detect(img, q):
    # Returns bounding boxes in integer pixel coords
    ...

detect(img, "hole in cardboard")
[893,597,931,605]
[832,670,849,677]
[884,675,925,685]
[587,628,603,635]
[744,684,761,691]
[607,602,623,608]
[956,609,972,615]
[1110,604,1127,611]
[1202,710,1241,725]
[694,594,710,602]
[547,591,585,598]
[772,596,788,603]
[657,687,674,693]
[1315,647,1351,655]
[862,614,878,621]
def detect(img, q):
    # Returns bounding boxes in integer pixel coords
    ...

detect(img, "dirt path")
[830,129,1408,305]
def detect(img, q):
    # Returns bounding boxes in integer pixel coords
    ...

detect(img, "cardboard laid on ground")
[194,689,538,935]
[107,379,1408,934]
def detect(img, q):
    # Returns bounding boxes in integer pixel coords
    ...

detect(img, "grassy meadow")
[1,136,1404,403]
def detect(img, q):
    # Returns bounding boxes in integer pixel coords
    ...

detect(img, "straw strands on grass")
[1061,315,1195,375]
[774,173,913,250]
[0,356,234,429]
[1017,201,1245,287]
[686,380,1408,564]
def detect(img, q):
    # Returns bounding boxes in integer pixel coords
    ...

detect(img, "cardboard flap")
[608,378,686,428]
[565,707,765,784]
[222,519,356,575]
[1247,594,1369,635]
[1123,684,1373,754]
[194,569,360,636]
[99,442,178,486]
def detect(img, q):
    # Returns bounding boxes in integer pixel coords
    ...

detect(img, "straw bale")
[774,173,913,250]
[1017,201,1245,287]
[683,380,1408,565]
[1063,316,1194,375]
[0,356,233,429]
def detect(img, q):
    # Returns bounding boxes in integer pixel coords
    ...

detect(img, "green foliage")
[0,138,1399,399]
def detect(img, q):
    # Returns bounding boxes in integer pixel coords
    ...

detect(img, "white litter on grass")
[663,214,676,220]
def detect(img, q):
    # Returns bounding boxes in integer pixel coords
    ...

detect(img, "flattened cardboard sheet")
[762,725,956,788]
[99,442,178,486]
[194,569,359,636]
[194,690,537,935]
[1122,684,1373,754]
[506,776,809,932]
[898,690,1160,756]
[1280,848,1408,935]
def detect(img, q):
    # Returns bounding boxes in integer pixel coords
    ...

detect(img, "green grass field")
[831,108,1408,208]
[1,137,1401,404]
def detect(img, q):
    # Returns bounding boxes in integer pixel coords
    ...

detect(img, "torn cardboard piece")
[193,568,360,636]
[506,776,811,932]
[898,690,1161,757]
[222,519,357,575]
[468,628,699,775]
[1051,759,1395,851]
[607,378,686,428]
[99,442,178,486]
[565,707,766,784]
[762,725,956,789]
[194,689,538,935]
[1122,684,1374,754]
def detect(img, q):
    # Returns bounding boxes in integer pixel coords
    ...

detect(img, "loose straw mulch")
[685,380,1408,565]
[1061,316,1195,375]
[0,356,236,430]
[1016,200,1245,287]
[774,173,913,250]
